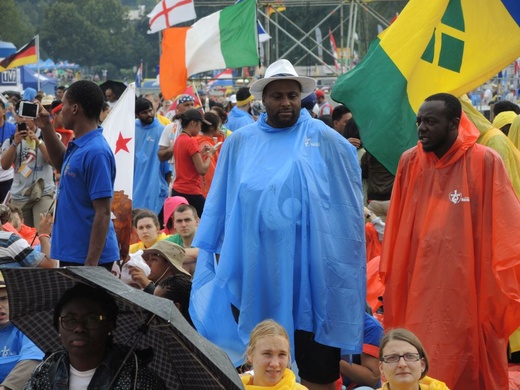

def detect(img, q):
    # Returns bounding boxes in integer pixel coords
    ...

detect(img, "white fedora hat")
[250,59,316,99]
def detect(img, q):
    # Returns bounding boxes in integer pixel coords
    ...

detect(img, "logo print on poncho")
[449,189,469,204]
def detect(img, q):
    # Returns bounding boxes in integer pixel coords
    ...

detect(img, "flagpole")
[36,35,41,92]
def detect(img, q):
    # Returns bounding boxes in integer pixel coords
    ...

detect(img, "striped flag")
[147,0,196,34]
[331,0,520,175]
[329,29,340,71]
[160,0,258,100]
[135,61,143,88]
[0,37,38,72]
[207,69,233,88]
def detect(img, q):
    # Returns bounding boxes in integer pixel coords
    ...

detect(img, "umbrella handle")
[108,313,156,389]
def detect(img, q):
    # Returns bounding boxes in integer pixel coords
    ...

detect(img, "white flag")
[147,0,197,34]
[102,84,135,200]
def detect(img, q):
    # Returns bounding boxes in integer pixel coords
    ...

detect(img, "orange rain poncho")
[380,114,520,390]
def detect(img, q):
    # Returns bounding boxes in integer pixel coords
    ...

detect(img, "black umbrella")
[2,267,243,390]
[99,80,127,100]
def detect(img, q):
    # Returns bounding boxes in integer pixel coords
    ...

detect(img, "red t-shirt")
[173,133,202,194]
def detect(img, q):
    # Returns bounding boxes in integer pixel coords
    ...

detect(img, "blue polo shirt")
[51,127,119,264]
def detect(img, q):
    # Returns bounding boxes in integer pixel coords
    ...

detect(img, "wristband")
[12,141,19,147]
[39,234,51,239]
[366,212,373,220]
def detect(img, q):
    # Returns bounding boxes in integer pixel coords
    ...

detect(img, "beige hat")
[249,59,316,99]
[143,241,190,276]
[42,95,54,105]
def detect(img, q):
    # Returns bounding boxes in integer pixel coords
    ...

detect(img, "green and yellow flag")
[331,0,520,174]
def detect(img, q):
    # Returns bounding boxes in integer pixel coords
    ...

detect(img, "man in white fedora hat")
[190,59,366,390]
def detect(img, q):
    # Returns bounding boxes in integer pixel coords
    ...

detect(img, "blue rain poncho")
[133,118,171,215]
[190,109,366,364]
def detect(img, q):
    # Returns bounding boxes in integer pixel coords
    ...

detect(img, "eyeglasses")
[59,314,106,331]
[381,353,421,363]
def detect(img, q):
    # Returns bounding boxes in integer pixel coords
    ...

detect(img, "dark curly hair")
[65,81,104,120]
[158,274,193,327]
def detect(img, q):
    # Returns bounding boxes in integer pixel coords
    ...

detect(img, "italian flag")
[331,0,520,174]
[160,0,259,100]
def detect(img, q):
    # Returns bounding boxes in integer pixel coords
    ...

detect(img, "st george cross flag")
[331,0,520,175]
[147,0,196,34]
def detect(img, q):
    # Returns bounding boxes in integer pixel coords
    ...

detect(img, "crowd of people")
[0,56,518,390]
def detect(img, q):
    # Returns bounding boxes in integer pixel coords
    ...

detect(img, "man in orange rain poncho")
[380,93,520,390]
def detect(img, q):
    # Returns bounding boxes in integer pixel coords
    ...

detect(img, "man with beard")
[190,59,366,390]
[133,98,171,218]
[380,93,520,390]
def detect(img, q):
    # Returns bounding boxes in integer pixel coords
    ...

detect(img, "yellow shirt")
[129,232,169,254]
[378,376,450,390]
[157,114,171,126]
[240,369,308,390]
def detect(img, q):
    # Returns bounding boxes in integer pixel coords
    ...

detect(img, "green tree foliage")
[40,0,132,67]
[0,0,34,46]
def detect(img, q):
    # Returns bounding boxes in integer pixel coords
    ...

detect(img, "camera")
[18,101,39,119]
[17,122,27,131]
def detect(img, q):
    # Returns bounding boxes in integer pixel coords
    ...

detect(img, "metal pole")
[351,1,358,62]
[340,2,344,73]
[272,4,343,59]
[36,35,40,92]
[346,0,354,68]
[258,9,337,74]
[265,4,270,65]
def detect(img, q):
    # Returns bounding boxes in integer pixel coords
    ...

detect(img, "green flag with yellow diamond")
[331,0,520,174]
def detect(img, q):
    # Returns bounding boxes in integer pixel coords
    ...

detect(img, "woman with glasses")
[378,329,449,390]
[25,283,166,389]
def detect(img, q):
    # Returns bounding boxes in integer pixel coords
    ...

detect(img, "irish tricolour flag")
[160,0,259,99]
[331,0,520,174]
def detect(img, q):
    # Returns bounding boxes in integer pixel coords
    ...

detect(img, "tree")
[0,0,34,46]
[40,0,130,67]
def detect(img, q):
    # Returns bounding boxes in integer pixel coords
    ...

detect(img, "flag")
[160,0,258,100]
[147,0,196,34]
[267,4,286,17]
[207,68,233,88]
[102,84,136,259]
[135,61,143,88]
[0,37,37,72]
[331,0,520,174]
[329,28,340,71]
[102,84,135,200]
[257,20,271,43]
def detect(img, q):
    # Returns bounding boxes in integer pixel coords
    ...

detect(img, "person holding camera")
[0,119,55,227]
[0,100,16,203]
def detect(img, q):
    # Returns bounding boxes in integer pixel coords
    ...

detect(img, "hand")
[128,266,151,289]
[14,124,28,144]
[348,137,362,148]
[201,144,216,157]
[27,129,39,141]
[32,101,51,129]
[37,213,54,236]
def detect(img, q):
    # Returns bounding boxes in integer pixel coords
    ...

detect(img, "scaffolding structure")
[196,0,404,72]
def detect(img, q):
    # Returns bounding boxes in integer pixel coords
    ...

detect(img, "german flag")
[0,38,37,72]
